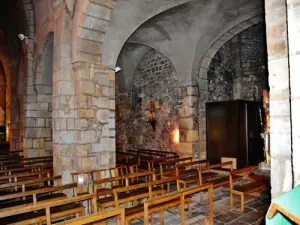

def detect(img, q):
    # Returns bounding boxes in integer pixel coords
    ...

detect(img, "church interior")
[0,0,298,224]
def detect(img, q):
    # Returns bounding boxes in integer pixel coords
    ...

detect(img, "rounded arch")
[35,32,54,90]
[101,0,191,67]
[196,15,265,156]
[116,45,179,152]
[197,14,264,81]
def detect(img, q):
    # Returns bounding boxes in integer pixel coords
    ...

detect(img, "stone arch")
[24,32,54,157]
[71,0,116,64]
[197,14,265,157]
[116,45,179,153]
[100,0,190,67]
[198,14,264,80]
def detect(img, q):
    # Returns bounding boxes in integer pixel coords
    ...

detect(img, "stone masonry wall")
[199,23,267,160]
[116,49,179,152]
[208,23,267,102]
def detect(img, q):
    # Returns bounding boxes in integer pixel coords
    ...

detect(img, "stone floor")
[127,186,270,225]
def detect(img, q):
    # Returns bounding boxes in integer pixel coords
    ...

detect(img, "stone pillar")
[265,0,292,198]
[53,4,116,185]
[198,71,208,159]
[72,62,115,173]
[178,83,199,157]
[287,0,300,187]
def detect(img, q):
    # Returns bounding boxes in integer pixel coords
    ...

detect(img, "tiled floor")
[128,186,270,225]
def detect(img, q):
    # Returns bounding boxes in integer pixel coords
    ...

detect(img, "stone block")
[25,118,35,127]
[36,118,45,127]
[67,119,75,130]
[58,109,75,118]
[76,145,89,157]
[59,131,75,144]
[91,141,107,153]
[79,109,95,119]
[77,130,97,144]
[78,157,97,171]
[45,141,52,150]
[83,15,108,32]
[182,96,197,107]
[37,94,52,103]
[26,95,37,103]
[36,138,45,148]
[96,109,109,123]
[81,81,95,95]
[93,73,109,86]
[179,142,193,155]
[179,106,196,118]
[26,149,37,158]
[36,85,52,94]
[187,86,198,96]
[24,138,32,148]
[92,97,109,108]
[75,119,89,130]
[36,128,52,138]
[78,38,102,56]
[186,130,199,142]
[95,85,109,97]
[25,128,36,138]
[87,3,112,21]
[109,100,115,110]
[26,103,36,111]
[179,118,194,130]
[57,81,74,95]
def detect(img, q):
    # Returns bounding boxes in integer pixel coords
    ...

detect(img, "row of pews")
[0,148,268,225]
[117,149,269,213]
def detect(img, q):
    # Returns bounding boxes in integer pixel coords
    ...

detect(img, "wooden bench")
[0,164,52,176]
[56,207,125,225]
[0,193,97,225]
[176,160,211,190]
[97,172,155,211]
[181,184,214,225]
[230,165,267,212]
[199,161,243,187]
[122,177,181,225]
[0,183,76,209]
[0,175,61,193]
[0,169,52,184]
[93,176,124,198]
[124,182,214,225]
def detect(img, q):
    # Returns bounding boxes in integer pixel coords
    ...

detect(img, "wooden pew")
[0,160,53,170]
[93,176,124,198]
[97,172,155,211]
[0,183,76,209]
[0,175,61,193]
[176,160,211,190]
[123,177,181,225]
[124,182,214,225]
[181,184,214,225]
[0,156,52,165]
[230,165,267,212]
[0,163,52,176]
[56,207,125,225]
[0,193,97,225]
[0,169,52,184]
[199,161,242,187]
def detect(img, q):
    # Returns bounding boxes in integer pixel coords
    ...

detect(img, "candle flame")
[173,128,179,144]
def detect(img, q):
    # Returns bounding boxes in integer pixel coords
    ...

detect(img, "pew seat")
[2,203,84,225]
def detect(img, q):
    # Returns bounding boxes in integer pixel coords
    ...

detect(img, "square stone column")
[265,0,293,198]
[178,84,199,158]
[52,6,116,184]
[287,0,300,188]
